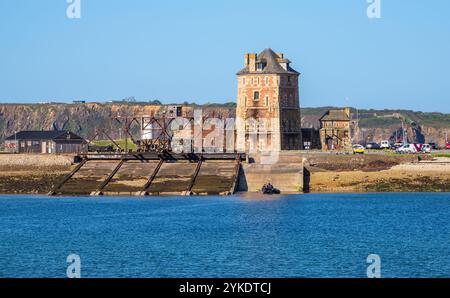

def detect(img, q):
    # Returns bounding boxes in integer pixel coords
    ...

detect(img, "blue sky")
[0,0,449,112]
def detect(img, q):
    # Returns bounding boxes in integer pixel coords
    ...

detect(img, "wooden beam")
[91,159,125,196]
[183,159,203,196]
[48,159,87,196]
[138,159,164,195]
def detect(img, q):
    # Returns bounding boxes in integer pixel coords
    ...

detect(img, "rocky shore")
[0,153,448,195]
[0,154,73,194]
[308,156,450,193]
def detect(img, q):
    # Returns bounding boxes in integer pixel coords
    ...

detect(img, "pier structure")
[48,152,244,196]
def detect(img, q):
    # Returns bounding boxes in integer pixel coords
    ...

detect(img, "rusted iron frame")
[115,115,173,152]
[102,129,123,151]
[48,158,88,196]
[84,129,122,151]
[114,117,140,152]
[94,159,126,195]
[112,112,228,153]
[186,158,203,194]
[142,158,165,193]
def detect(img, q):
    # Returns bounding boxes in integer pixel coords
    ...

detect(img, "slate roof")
[5,130,84,141]
[237,48,300,75]
[320,109,350,121]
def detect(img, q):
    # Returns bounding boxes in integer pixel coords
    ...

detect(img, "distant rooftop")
[237,48,299,75]
[5,130,84,141]
[320,109,351,121]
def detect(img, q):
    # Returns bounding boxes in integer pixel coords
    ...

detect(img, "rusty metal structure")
[109,106,232,154]
[49,106,244,197]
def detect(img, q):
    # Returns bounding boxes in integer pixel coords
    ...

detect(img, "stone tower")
[236,48,302,152]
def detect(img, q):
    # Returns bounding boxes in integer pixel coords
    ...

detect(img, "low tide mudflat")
[310,159,450,193]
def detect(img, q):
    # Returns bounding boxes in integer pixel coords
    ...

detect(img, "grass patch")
[431,153,450,158]
[91,139,137,151]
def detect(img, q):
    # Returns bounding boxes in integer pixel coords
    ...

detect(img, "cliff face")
[0,103,449,147]
[302,107,450,147]
[0,103,235,144]
[0,103,137,142]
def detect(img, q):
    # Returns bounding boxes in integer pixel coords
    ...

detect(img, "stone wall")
[238,152,304,193]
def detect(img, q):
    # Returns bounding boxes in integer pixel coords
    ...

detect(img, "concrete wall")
[238,152,304,193]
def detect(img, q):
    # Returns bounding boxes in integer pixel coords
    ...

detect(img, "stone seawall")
[239,152,304,193]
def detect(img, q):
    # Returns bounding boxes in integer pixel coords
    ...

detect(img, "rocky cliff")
[0,103,234,144]
[302,107,450,147]
[0,103,449,147]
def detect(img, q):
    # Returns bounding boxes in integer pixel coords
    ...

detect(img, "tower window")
[254,91,260,101]
[243,78,246,85]
[265,96,269,107]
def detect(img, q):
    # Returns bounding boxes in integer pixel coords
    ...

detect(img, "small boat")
[261,183,281,195]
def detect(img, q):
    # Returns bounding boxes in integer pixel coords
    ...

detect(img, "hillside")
[0,103,449,148]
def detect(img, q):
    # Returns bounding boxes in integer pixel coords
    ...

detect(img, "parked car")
[429,143,439,150]
[396,144,414,154]
[352,144,365,154]
[422,144,432,153]
[446,141,450,150]
[380,140,391,149]
[396,143,431,154]
[365,142,381,150]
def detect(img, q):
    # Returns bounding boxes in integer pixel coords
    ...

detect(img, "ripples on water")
[0,193,449,277]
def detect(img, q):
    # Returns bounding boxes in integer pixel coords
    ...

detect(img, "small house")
[319,108,352,150]
[4,131,87,154]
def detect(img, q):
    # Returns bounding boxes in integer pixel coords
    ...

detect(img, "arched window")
[254,91,260,101]
[265,96,269,107]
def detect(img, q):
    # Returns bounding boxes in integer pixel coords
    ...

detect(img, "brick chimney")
[344,107,351,118]
[245,53,257,72]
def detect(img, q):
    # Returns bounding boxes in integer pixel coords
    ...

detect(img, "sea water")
[0,193,449,277]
